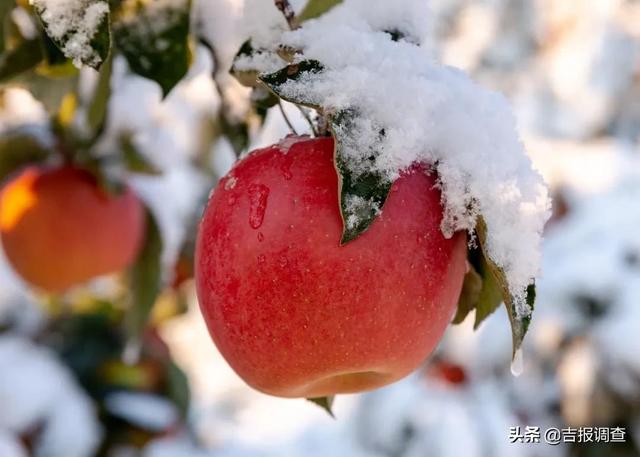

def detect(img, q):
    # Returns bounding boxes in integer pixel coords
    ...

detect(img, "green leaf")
[0,128,51,182]
[33,0,111,70]
[113,0,191,97]
[298,0,342,22]
[0,36,43,81]
[330,110,392,244]
[126,208,163,339]
[230,39,263,88]
[120,133,161,175]
[251,86,279,121]
[307,396,335,418]
[451,262,482,324]
[452,218,536,358]
[258,59,324,109]
[166,361,190,418]
[0,1,16,53]
[477,217,534,357]
[86,54,112,135]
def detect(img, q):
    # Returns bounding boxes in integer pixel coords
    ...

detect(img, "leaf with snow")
[113,0,191,97]
[476,217,535,358]
[31,0,111,69]
[330,109,391,243]
[230,39,284,88]
[298,0,343,22]
[258,59,324,109]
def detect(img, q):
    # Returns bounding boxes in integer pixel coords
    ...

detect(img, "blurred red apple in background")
[0,165,145,292]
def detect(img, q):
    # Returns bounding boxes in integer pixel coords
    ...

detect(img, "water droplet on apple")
[248,183,270,229]
[257,232,264,242]
[257,254,266,264]
[510,347,524,377]
[278,256,288,267]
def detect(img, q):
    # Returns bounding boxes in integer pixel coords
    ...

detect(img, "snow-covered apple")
[195,136,467,398]
[0,166,145,292]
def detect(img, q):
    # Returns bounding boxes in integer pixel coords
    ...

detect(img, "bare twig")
[296,105,318,136]
[275,0,299,30]
[278,100,299,135]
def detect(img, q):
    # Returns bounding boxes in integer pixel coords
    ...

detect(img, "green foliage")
[86,54,112,135]
[0,36,43,82]
[113,0,192,97]
[120,133,161,175]
[307,396,335,417]
[0,127,51,182]
[126,209,163,341]
[298,0,343,22]
[230,39,263,88]
[452,217,536,358]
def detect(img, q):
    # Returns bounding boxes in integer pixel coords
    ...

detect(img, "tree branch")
[275,0,299,30]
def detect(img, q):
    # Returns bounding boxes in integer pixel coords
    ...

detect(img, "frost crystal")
[269,0,550,313]
[30,0,109,68]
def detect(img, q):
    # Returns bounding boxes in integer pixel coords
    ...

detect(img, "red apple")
[195,136,467,398]
[0,165,145,292]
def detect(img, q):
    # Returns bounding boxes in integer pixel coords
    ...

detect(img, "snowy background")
[1,0,639,456]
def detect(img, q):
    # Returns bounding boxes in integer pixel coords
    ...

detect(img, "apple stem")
[295,105,319,137]
[274,0,299,30]
[278,100,299,135]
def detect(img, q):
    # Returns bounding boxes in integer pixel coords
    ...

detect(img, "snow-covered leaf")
[31,0,111,70]
[298,0,343,22]
[475,217,535,358]
[453,218,536,357]
[330,109,391,244]
[258,59,324,109]
[126,208,163,339]
[113,0,191,97]
[230,39,258,87]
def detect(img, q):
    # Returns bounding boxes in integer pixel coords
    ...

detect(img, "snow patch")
[259,0,549,313]
[30,0,109,67]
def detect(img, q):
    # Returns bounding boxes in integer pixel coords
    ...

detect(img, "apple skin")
[0,165,145,292]
[195,136,467,398]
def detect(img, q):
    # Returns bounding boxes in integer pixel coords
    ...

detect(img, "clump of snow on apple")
[30,0,109,67]
[344,195,382,231]
[267,0,550,317]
